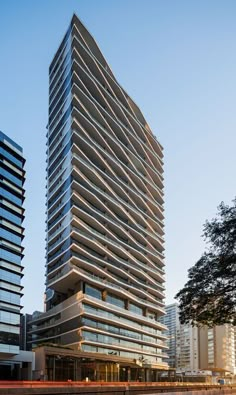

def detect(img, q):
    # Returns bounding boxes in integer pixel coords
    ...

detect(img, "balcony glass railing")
[71,179,164,274]
[84,295,166,329]
[72,126,163,217]
[72,183,164,254]
[71,35,163,164]
[72,104,163,201]
[70,208,164,281]
[49,249,164,313]
[74,252,163,300]
[72,154,164,238]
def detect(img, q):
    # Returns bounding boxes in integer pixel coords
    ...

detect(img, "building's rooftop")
[0,130,23,154]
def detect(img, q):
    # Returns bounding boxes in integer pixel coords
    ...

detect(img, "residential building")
[159,303,178,368]
[160,303,199,371]
[199,325,236,376]
[31,14,167,381]
[161,303,236,381]
[176,323,199,371]
[0,131,34,379]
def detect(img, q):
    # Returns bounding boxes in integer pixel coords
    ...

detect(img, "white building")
[176,323,199,371]
[162,303,236,378]
[160,303,198,371]
[199,325,236,376]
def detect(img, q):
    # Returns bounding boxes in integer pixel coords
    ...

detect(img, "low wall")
[0,382,235,395]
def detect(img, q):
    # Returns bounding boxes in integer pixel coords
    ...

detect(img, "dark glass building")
[20,313,32,351]
[0,131,25,375]
[31,14,168,381]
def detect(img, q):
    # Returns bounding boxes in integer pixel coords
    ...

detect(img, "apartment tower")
[159,303,179,368]
[160,304,199,372]
[0,131,25,378]
[199,325,236,376]
[32,15,167,381]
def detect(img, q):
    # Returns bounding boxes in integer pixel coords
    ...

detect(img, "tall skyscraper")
[32,14,167,381]
[159,303,179,368]
[0,131,25,377]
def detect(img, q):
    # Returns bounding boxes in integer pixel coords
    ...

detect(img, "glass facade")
[0,131,25,355]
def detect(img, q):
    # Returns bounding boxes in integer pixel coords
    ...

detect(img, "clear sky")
[0,0,236,313]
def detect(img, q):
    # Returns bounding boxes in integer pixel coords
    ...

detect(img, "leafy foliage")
[175,198,236,326]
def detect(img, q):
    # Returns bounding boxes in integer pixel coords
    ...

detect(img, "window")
[0,228,21,245]
[106,293,125,308]
[0,269,21,285]
[84,284,102,300]
[0,249,21,265]
[0,147,22,168]
[0,289,21,305]
[129,303,143,315]
[0,310,20,325]
[0,208,21,225]
[0,187,22,206]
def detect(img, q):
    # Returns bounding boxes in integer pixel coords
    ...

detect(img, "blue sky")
[0,0,236,313]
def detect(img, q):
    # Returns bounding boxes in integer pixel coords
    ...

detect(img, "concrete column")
[127,367,131,382]
[75,359,82,380]
[15,363,21,380]
[27,362,32,380]
[145,368,150,382]
[116,363,120,382]
[110,363,113,381]
[102,289,107,301]
[53,356,55,381]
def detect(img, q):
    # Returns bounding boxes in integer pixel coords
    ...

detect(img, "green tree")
[175,198,236,326]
